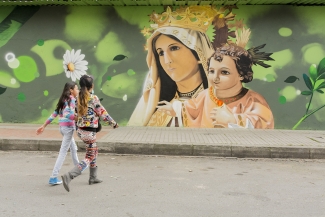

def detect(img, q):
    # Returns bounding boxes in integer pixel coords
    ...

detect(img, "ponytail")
[78,86,89,116]
[77,75,93,117]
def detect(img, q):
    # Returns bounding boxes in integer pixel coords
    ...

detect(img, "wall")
[0,5,324,130]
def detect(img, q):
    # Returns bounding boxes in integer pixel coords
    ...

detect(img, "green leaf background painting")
[64,7,109,43]
[317,58,325,76]
[31,40,71,77]
[113,55,128,61]
[101,72,145,99]
[302,73,313,90]
[0,86,7,95]
[309,64,317,82]
[284,76,299,83]
[0,7,40,48]
[0,70,20,88]
[301,91,312,96]
[292,57,325,129]
[0,20,21,48]
[95,32,130,63]
[1,5,325,129]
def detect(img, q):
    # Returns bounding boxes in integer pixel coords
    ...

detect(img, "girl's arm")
[36,110,58,135]
[93,96,118,128]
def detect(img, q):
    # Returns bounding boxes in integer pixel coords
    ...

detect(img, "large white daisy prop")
[63,49,88,81]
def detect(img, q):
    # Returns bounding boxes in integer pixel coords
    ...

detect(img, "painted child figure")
[157,29,275,129]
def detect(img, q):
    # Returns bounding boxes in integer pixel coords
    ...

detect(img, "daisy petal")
[74,70,81,80]
[75,72,81,81]
[78,60,88,66]
[75,54,85,62]
[74,49,81,63]
[63,50,68,59]
[63,55,69,65]
[75,64,88,71]
[70,49,75,63]
[71,72,76,81]
[79,71,86,76]
[66,50,71,63]
[65,71,71,78]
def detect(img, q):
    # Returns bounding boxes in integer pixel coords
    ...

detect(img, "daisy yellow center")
[68,63,75,72]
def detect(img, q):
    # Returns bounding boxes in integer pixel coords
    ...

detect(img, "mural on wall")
[128,6,274,128]
[0,5,325,130]
[287,57,325,129]
[156,42,274,129]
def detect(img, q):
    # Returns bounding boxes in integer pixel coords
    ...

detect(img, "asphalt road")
[1,151,324,217]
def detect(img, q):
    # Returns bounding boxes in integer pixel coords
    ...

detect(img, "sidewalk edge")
[1,139,325,159]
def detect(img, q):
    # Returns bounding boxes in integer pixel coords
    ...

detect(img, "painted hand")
[210,104,236,128]
[156,101,176,117]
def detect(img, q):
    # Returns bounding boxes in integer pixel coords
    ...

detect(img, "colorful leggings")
[77,129,98,170]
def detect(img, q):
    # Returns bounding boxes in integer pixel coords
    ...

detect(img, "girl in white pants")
[36,81,80,185]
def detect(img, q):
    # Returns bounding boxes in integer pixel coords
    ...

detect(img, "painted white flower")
[228,119,254,129]
[63,49,88,81]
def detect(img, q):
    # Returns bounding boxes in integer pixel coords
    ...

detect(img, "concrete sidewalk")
[1,123,325,159]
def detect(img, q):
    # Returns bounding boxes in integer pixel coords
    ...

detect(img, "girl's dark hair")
[55,82,77,113]
[78,75,93,116]
[152,34,208,102]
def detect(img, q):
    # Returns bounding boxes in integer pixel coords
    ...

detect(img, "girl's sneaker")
[49,177,62,185]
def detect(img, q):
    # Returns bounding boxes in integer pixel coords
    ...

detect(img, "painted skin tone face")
[208,56,243,99]
[155,34,202,93]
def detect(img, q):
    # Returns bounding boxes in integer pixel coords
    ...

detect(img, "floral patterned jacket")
[77,94,116,129]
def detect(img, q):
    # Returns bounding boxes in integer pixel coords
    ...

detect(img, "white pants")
[51,126,79,178]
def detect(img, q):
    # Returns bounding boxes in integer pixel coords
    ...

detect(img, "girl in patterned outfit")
[61,75,119,192]
[36,82,80,185]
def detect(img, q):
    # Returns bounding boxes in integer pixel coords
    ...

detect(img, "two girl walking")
[37,75,118,192]
[62,75,118,192]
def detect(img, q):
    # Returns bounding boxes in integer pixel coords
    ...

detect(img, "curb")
[1,139,325,159]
